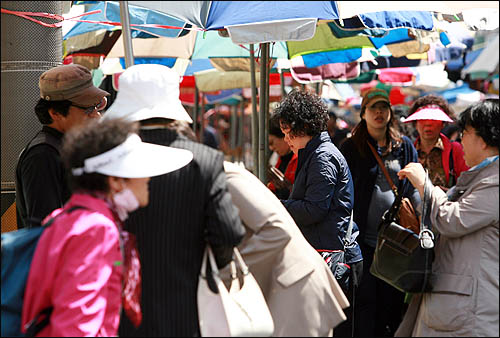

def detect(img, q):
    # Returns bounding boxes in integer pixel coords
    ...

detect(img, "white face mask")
[112,188,140,221]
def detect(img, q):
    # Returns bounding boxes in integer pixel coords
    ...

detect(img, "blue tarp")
[64,1,186,40]
[205,1,339,29]
[432,84,477,103]
[358,11,433,31]
[205,89,242,104]
[369,28,412,49]
[118,57,176,69]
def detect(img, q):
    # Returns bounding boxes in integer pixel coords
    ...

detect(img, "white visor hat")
[402,105,454,123]
[71,133,193,178]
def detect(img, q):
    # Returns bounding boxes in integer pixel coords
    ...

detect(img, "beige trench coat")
[222,162,348,337]
[396,159,499,337]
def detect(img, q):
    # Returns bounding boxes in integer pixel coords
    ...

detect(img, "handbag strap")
[367,141,398,196]
[419,171,435,249]
[343,211,354,247]
[201,245,247,279]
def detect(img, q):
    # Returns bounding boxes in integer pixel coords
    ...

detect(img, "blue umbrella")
[64,1,187,39]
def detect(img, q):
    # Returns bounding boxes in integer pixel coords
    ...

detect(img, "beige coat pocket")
[276,261,314,288]
[422,273,474,331]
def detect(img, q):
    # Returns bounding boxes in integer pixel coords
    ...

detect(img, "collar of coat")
[296,131,331,173]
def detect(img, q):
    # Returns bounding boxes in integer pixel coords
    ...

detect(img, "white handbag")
[197,245,274,337]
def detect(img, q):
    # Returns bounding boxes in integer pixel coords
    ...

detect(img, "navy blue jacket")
[282,132,362,263]
[340,135,420,245]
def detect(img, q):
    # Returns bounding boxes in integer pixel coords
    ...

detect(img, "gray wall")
[1,1,63,230]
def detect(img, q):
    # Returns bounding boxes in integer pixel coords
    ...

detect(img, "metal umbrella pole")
[118,1,134,68]
[193,86,199,134]
[279,70,286,98]
[199,93,205,144]
[249,44,259,175]
[239,99,245,164]
[230,104,237,162]
[258,42,269,183]
[264,48,270,169]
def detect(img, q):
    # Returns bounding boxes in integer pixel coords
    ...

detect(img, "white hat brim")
[402,107,454,123]
[96,141,193,178]
[103,100,193,123]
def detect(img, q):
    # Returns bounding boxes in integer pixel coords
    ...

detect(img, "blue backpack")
[1,206,84,336]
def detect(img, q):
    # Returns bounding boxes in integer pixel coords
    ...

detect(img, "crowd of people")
[11,62,499,337]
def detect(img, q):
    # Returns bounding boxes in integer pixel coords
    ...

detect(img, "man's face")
[60,96,107,132]
[416,119,443,143]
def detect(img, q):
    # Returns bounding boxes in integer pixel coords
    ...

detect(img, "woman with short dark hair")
[276,89,363,337]
[397,99,499,337]
[21,119,192,336]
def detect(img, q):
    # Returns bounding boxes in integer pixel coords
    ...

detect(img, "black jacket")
[118,128,245,337]
[282,132,362,263]
[15,126,70,229]
[340,135,420,244]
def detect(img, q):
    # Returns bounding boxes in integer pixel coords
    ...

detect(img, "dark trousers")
[353,243,407,338]
[333,260,363,338]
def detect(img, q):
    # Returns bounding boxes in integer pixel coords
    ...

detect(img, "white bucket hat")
[71,133,193,178]
[102,64,193,123]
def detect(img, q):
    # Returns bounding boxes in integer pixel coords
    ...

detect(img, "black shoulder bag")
[317,211,354,296]
[370,172,434,293]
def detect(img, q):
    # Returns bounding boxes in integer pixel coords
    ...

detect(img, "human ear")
[48,107,63,122]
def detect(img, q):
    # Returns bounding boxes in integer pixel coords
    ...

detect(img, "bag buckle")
[419,229,435,249]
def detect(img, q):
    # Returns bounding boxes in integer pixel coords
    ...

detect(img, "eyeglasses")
[71,97,107,115]
[459,128,475,139]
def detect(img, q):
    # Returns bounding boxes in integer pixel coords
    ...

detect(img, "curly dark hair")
[458,99,499,149]
[273,89,328,137]
[269,112,284,138]
[34,98,72,124]
[408,94,455,120]
[61,119,139,193]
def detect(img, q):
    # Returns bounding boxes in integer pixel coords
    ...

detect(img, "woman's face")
[461,126,484,168]
[416,120,444,143]
[123,177,151,207]
[269,134,291,157]
[280,126,312,155]
[363,101,392,130]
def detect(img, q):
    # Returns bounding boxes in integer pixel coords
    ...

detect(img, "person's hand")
[267,166,292,190]
[398,162,426,197]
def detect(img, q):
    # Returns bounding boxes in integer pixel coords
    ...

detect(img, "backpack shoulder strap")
[42,205,87,228]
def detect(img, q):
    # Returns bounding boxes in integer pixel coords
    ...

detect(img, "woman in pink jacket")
[21,119,192,336]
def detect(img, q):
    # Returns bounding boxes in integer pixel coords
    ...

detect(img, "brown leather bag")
[367,142,420,234]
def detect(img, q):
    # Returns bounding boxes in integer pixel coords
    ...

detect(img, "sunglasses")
[72,97,107,115]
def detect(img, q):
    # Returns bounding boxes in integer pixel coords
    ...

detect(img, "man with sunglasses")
[15,64,109,229]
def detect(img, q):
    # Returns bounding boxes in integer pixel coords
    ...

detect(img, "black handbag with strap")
[317,211,355,295]
[370,172,435,293]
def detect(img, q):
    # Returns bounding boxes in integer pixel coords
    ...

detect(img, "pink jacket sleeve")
[45,223,122,336]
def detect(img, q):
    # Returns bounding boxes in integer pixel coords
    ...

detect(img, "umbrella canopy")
[336,1,499,19]
[462,34,499,79]
[64,1,188,39]
[129,1,340,44]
